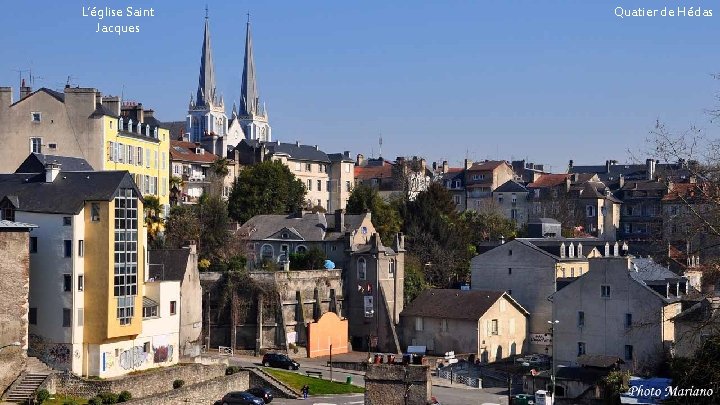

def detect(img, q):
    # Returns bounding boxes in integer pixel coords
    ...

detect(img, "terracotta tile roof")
[662,182,714,202]
[170,140,217,164]
[467,160,507,172]
[355,163,394,180]
[527,173,570,188]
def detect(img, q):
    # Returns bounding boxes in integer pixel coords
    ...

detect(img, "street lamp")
[548,320,559,403]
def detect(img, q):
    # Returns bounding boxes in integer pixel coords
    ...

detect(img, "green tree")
[289,247,327,270]
[460,202,518,247]
[403,255,430,304]
[667,335,720,404]
[164,204,201,249]
[403,183,472,286]
[228,160,306,224]
[143,195,164,248]
[346,184,403,246]
[198,195,230,260]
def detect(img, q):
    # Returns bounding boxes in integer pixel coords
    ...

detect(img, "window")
[261,244,274,259]
[317,180,322,191]
[143,342,151,352]
[511,194,517,203]
[31,112,41,122]
[29,237,37,253]
[415,317,424,331]
[586,205,596,217]
[345,163,351,173]
[63,308,71,327]
[454,195,461,205]
[78,240,84,257]
[77,308,84,327]
[624,345,633,360]
[578,342,586,356]
[508,268,512,275]
[601,285,611,298]
[114,188,138,325]
[63,274,72,292]
[491,319,499,335]
[128,145,134,165]
[296,245,308,253]
[78,275,84,291]
[441,319,449,332]
[346,181,351,192]
[508,249,512,256]
[511,209,518,220]
[64,240,72,257]
[307,179,312,191]
[30,137,42,154]
[118,143,124,163]
[91,203,100,221]
[571,267,575,277]
[63,217,72,226]
[143,305,158,318]
[578,311,585,327]
[146,149,151,168]
[170,300,177,315]
[137,147,143,166]
[625,313,632,328]
[29,308,37,325]
[295,162,301,171]
[498,194,504,204]
[306,163,312,172]
[357,258,367,280]
[389,259,396,277]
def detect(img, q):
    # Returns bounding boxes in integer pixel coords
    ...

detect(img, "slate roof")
[268,141,331,163]
[89,103,119,118]
[15,153,94,173]
[163,121,187,138]
[242,212,369,242]
[467,160,507,172]
[400,289,528,321]
[0,219,37,229]
[494,180,528,193]
[630,258,681,282]
[170,140,217,164]
[0,171,139,215]
[148,249,192,282]
[328,152,354,163]
[620,180,668,191]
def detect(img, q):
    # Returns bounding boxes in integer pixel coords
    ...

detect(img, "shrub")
[118,391,132,402]
[173,379,185,389]
[225,366,242,375]
[88,397,103,405]
[98,392,118,404]
[35,389,50,403]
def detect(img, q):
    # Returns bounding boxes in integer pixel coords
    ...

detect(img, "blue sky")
[1,1,718,171]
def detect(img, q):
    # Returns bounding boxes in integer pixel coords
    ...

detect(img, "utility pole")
[329,340,333,382]
[507,374,512,405]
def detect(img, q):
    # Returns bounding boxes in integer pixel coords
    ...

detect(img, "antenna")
[378,131,383,159]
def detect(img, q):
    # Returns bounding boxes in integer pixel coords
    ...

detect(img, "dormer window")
[282,232,289,239]
[31,112,41,122]
[145,125,150,137]
[153,127,158,138]
[118,117,124,131]
[195,148,202,154]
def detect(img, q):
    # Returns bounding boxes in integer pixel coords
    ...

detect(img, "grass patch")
[43,394,89,405]
[263,368,364,396]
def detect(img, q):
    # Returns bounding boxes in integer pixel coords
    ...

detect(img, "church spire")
[240,14,259,116]
[196,8,217,108]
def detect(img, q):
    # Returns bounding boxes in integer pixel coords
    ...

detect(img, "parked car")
[215,391,264,405]
[262,353,300,370]
[247,387,273,403]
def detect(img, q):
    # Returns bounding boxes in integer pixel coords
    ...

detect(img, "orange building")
[306,312,349,358]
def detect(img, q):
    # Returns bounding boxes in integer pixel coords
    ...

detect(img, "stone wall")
[45,363,226,399]
[123,371,249,405]
[364,364,431,405]
[0,230,31,393]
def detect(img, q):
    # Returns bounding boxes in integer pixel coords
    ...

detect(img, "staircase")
[2,357,52,404]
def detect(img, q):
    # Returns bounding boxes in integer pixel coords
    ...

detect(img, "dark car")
[216,391,264,405]
[262,353,300,370]
[247,387,273,403]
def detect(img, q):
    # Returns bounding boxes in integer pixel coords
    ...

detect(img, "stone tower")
[238,17,271,142]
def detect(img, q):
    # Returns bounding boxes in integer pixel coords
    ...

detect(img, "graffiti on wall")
[104,352,115,370]
[153,345,174,363]
[28,334,72,370]
[119,346,147,370]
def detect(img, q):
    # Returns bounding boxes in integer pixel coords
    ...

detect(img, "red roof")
[170,140,218,164]
[527,173,571,188]
[662,182,711,202]
[355,163,393,180]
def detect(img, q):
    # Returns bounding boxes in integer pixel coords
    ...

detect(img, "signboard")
[364,296,374,317]
[530,333,553,345]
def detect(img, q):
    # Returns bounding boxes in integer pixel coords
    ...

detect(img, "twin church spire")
[190,9,269,143]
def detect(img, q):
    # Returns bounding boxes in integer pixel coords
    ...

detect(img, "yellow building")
[0,86,170,215]
[0,168,180,378]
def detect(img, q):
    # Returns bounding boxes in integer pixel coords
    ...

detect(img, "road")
[226,355,508,405]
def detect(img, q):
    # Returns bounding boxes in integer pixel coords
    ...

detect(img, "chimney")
[19,78,31,100]
[343,151,350,159]
[646,158,656,180]
[296,140,300,147]
[315,145,319,151]
[618,173,625,189]
[356,154,365,166]
[432,162,437,171]
[605,160,613,173]
[568,159,574,170]
[442,160,449,173]
[335,209,345,232]
[464,159,473,170]
[185,240,197,255]
[101,96,121,116]
[64,87,98,116]
[0,87,12,108]
[145,109,154,119]
[420,158,427,172]
[45,162,61,183]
